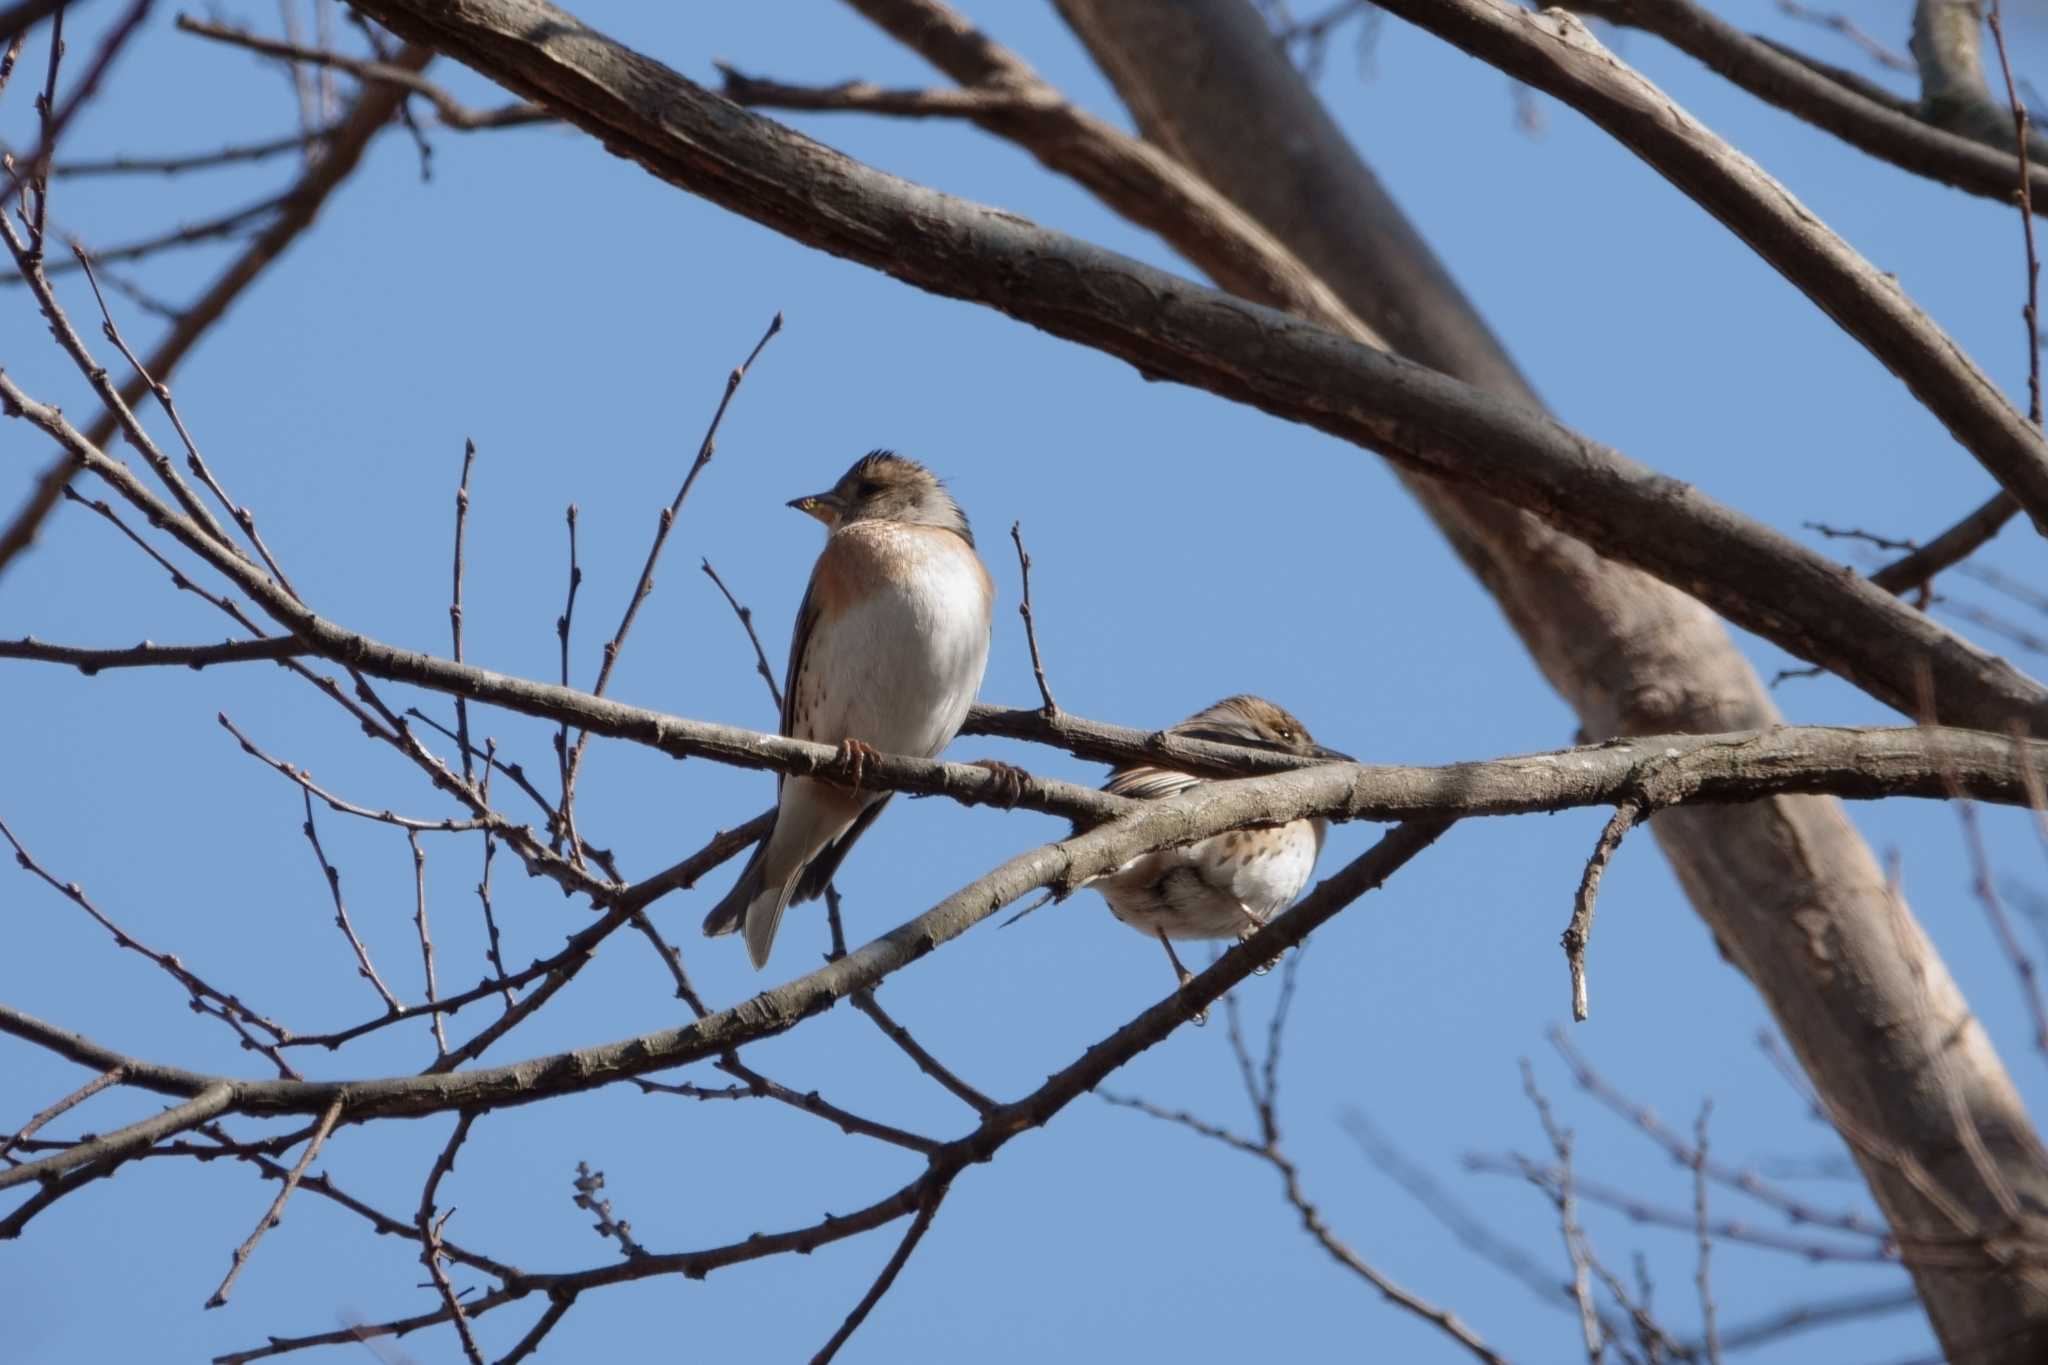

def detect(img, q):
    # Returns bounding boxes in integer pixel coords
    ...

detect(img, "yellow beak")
[787,492,841,527]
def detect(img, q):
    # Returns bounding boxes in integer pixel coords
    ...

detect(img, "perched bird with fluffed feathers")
[703,451,995,968]
[1086,695,1351,986]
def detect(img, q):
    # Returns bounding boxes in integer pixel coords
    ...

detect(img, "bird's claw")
[835,737,882,791]
[968,758,1030,808]
[1237,919,1283,976]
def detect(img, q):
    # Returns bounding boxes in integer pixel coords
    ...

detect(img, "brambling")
[703,452,994,968]
[1088,695,1350,987]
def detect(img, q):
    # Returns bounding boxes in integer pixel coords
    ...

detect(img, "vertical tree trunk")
[1052,0,2048,1353]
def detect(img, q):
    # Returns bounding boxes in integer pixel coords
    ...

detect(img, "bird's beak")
[1308,742,1356,763]
[787,491,843,527]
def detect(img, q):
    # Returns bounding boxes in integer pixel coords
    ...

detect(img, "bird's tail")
[701,840,800,969]
[742,877,799,970]
[702,841,769,939]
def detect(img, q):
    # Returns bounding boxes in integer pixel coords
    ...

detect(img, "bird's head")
[788,450,972,544]
[1173,694,1353,763]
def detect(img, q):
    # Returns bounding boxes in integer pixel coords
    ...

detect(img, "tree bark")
[1050,0,2048,1355]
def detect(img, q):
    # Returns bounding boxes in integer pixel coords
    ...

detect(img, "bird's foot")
[968,758,1030,808]
[1158,931,1206,1025]
[1237,914,1281,976]
[833,737,883,791]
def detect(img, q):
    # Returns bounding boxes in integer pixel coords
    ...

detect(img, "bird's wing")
[1104,763,1203,803]
[780,572,824,741]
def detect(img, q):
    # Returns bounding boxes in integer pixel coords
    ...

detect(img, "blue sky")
[7,2,2048,1361]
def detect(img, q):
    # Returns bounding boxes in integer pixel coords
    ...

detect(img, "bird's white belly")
[795,544,990,759]
[1098,820,1323,940]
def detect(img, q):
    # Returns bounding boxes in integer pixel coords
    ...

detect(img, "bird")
[1085,695,1351,988]
[703,451,995,968]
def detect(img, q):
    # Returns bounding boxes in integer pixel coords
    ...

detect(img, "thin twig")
[1694,1101,1723,1365]
[22,2,58,253]
[1563,800,1642,1023]
[452,438,477,784]
[553,504,583,863]
[0,33,25,100]
[1009,520,1058,715]
[403,709,621,878]
[54,129,330,177]
[558,313,783,822]
[0,38,431,581]
[495,1292,576,1365]
[21,194,288,281]
[1774,2,1912,72]
[174,14,551,130]
[475,739,513,1008]
[417,1111,486,1365]
[1103,948,1507,1365]
[1870,490,2019,595]
[298,789,403,1015]
[702,558,782,712]
[825,885,997,1114]
[1522,1060,1604,1363]
[410,832,448,1057]
[571,1161,646,1260]
[73,248,305,607]
[638,1057,940,1155]
[1463,1151,1891,1261]
[0,1067,123,1166]
[1988,0,2043,426]
[0,637,302,671]
[205,1096,343,1308]
[1550,1029,1889,1238]
[0,815,292,1047]
[810,1188,947,1364]
[220,714,487,832]
[194,1119,519,1282]
[626,909,711,1018]
[277,0,321,145]
[1958,797,2048,1055]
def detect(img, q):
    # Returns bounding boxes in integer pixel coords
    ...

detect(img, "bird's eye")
[856,479,882,497]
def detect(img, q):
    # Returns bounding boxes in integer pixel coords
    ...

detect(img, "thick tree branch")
[229,0,2048,737]
[9,716,2048,1136]
[1365,0,2048,535]
[1029,3,2048,1354]
[1560,0,2048,214]
[1911,0,2048,158]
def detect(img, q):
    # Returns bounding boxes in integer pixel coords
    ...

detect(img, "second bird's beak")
[787,491,843,527]
[1309,743,1356,763]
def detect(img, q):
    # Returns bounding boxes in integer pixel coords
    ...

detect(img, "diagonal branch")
[0,43,434,580]
[1560,0,2048,213]
[1365,0,2048,535]
[209,820,1447,1360]
[205,1097,344,1308]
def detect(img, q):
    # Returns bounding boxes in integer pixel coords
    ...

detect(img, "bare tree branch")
[263,0,2048,736]
[200,819,1448,1360]
[0,42,434,580]
[174,14,550,130]
[1560,0,2048,213]
[1366,0,2048,537]
[205,1097,343,1308]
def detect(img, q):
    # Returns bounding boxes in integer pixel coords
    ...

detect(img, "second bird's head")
[789,450,973,544]
[1174,694,1355,764]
